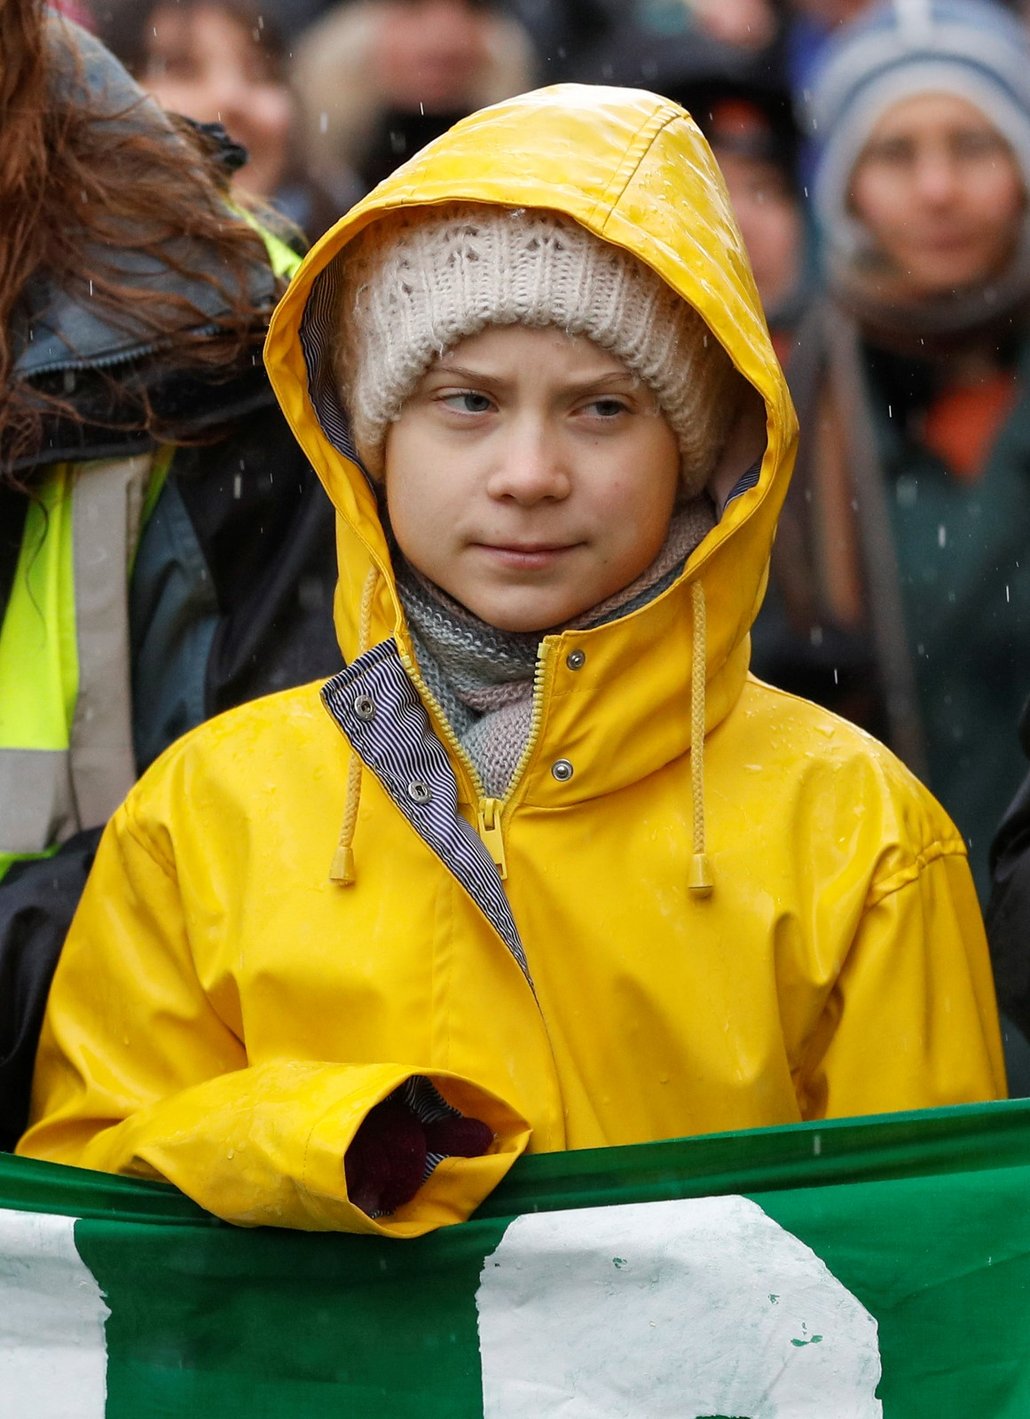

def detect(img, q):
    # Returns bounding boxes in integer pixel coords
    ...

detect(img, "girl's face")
[384,326,683,633]
[849,91,1025,297]
[141,5,293,199]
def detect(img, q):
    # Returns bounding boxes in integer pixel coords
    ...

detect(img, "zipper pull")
[476,797,508,879]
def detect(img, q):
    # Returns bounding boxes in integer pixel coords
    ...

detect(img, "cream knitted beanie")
[335,204,741,493]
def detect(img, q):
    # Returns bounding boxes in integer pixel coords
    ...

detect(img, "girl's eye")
[441,391,493,414]
[584,398,629,418]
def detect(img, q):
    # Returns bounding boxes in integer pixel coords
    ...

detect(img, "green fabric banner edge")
[2,1097,1028,1228]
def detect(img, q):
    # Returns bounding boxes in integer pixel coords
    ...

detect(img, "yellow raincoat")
[19,85,1004,1235]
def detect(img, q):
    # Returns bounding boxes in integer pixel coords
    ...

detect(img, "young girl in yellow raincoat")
[19,83,1005,1235]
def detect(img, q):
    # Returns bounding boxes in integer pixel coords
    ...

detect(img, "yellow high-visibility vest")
[0,449,172,880]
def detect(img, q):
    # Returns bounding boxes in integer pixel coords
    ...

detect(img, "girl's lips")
[475,542,577,570]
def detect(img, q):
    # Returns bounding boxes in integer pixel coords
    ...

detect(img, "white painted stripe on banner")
[0,1210,108,1418]
[477,1194,882,1418]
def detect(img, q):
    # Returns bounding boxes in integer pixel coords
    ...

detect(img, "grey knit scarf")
[396,496,715,797]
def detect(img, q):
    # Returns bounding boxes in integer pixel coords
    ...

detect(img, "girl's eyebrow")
[425,363,642,393]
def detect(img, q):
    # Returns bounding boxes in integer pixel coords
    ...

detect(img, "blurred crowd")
[7,0,1030,1104]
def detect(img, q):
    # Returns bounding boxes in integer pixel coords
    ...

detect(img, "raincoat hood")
[265,83,798,708]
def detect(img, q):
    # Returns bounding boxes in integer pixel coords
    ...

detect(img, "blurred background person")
[768,0,1030,899]
[0,1,340,1149]
[94,0,357,242]
[669,61,836,713]
[291,0,535,194]
[667,0,779,54]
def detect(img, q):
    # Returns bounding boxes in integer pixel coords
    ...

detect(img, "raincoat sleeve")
[17,803,531,1237]
[797,839,1006,1117]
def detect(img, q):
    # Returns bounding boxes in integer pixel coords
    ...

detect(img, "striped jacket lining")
[321,642,533,989]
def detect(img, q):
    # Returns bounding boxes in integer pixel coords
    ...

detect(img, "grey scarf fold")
[396,496,715,798]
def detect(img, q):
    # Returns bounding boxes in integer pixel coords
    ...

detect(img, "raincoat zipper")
[502,640,551,803]
[398,641,552,880]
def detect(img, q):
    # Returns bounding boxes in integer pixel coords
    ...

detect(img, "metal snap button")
[353,695,375,721]
[566,650,586,670]
[407,779,432,804]
[551,759,574,783]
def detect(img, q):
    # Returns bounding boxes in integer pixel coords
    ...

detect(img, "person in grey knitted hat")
[763,0,1030,936]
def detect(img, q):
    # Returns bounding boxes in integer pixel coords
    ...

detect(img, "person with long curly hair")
[0,0,341,1150]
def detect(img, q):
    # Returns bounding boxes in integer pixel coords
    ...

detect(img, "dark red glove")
[345,1097,427,1216]
[345,1098,494,1217]
[424,1114,494,1158]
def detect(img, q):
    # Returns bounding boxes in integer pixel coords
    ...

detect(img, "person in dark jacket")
[0,0,341,1150]
[772,0,1030,896]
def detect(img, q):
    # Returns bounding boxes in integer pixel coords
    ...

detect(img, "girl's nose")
[486,426,572,504]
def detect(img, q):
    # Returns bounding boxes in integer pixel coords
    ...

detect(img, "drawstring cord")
[688,580,713,897]
[330,566,379,885]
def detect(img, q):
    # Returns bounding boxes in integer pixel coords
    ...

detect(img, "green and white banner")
[4,1100,1030,1416]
